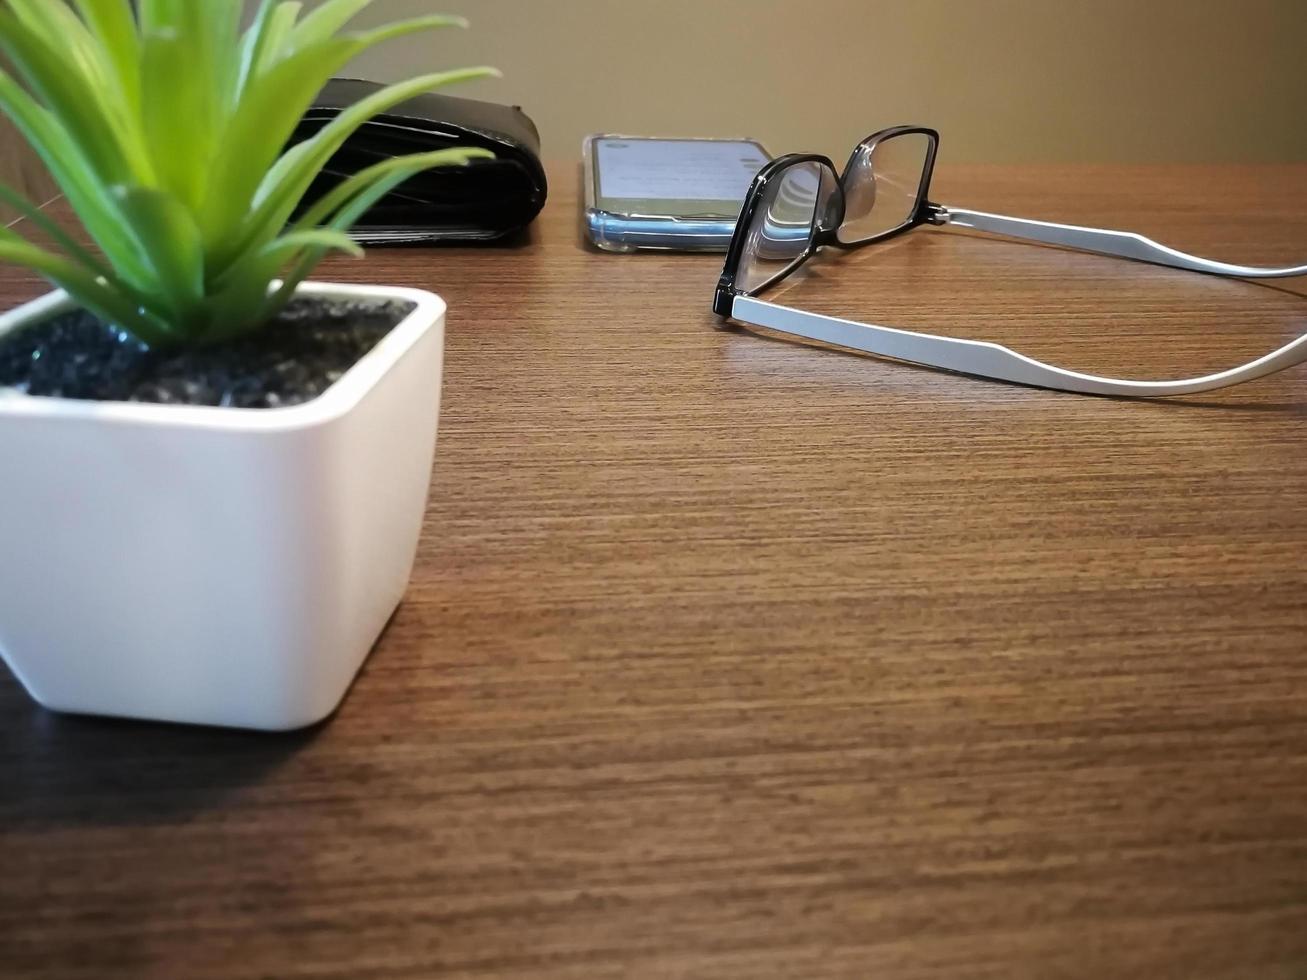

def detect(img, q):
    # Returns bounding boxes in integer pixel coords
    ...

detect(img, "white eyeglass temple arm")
[939,207,1307,279]
[731,296,1307,397]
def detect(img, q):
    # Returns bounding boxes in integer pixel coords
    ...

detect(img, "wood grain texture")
[0,113,57,219]
[2,164,1307,979]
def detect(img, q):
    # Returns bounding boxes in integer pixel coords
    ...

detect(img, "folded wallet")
[291,78,548,244]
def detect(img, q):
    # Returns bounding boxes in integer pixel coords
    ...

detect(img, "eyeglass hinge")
[924,203,951,226]
[713,281,735,318]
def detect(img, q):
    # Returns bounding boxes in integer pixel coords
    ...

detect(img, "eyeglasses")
[713,126,1307,397]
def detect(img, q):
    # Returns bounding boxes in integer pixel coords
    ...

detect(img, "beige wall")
[343,0,1307,164]
[2,0,1303,209]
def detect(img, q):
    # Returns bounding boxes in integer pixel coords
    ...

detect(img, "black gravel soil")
[0,296,415,408]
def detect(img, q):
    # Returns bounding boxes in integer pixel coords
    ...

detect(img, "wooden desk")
[2,165,1307,979]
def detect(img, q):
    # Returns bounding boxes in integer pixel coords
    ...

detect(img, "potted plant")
[0,1,496,730]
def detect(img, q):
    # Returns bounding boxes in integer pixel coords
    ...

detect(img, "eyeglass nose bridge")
[841,145,878,217]
[814,163,846,239]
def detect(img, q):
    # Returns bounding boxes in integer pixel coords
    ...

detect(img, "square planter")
[0,281,445,731]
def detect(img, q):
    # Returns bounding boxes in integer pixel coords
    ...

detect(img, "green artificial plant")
[0,0,496,347]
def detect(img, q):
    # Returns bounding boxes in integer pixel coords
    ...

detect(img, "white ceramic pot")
[0,281,445,731]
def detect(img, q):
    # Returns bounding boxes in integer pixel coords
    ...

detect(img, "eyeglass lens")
[837,132,934,245]
[737,161,838,295]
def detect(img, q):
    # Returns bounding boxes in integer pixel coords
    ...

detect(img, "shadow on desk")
[0,675,319,832]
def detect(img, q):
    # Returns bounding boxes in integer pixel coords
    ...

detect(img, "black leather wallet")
[292,78,548,244]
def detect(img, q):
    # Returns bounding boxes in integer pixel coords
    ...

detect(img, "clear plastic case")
[583,134,770,253]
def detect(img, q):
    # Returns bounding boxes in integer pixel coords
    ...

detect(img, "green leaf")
[5,0,94,52]
[162,1,242,140]
[213,227,365,296]
[0,179,115,282]
[0,4,498,348]
[294,3,467,54]
[0,68,154,291]
[203,230,363,344]
[288,0,377,50]
[6,0,111,95]
[112,186,205,319]
[258,229,366,267]
[200,35,365,253]
[193,1,242,105]
[233,0,280,102]
[211,66,499,272]
[0,230,171,347]
[0,10,146,185]
[255,2,304,77]
[137,0,187,33]
[139,25,216,210]
[345,14,472,52]
[67,0,142,113]
[3,0,142,143]
[201,18,490,263]
[292,147,494,231]
[265,149,490,314]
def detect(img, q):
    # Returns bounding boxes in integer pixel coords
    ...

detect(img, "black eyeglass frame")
[711,125,1307,397]
[712,125,944,316]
